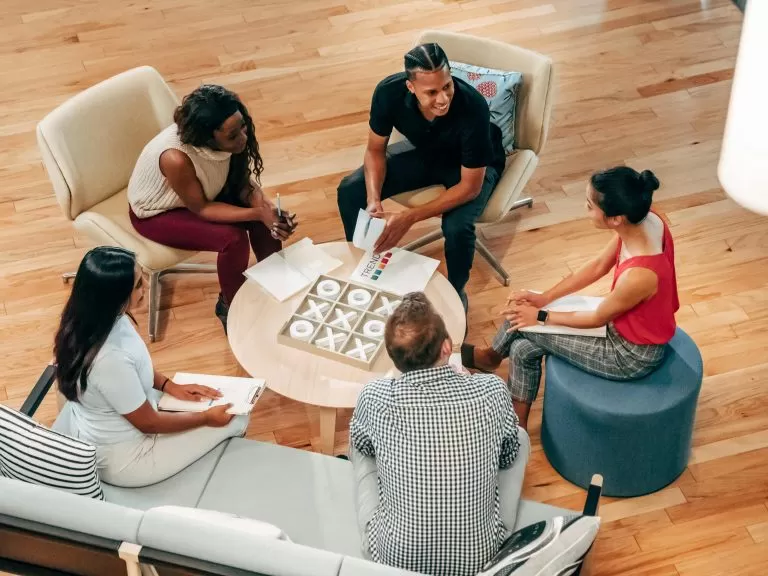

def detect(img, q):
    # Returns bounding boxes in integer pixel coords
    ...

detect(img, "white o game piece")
[374,295,401,316]
[346,337,376,361]
[329,308,357,330]
[347,288,372,307]
[363,319,385,339]
[289,319,314,341]
[317,279,341,299]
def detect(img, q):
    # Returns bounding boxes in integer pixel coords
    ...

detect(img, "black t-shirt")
[369,72,506,175]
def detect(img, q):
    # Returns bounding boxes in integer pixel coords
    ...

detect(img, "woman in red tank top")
[463,166,679,429]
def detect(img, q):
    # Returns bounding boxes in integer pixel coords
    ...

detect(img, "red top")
[610,215,679,345]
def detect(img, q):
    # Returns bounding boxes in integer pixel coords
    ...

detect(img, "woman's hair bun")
[639,170,660,195]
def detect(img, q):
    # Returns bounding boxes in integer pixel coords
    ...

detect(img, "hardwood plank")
[2,1,766,574]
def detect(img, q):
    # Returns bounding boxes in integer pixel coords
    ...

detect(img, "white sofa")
[0,366,599,576]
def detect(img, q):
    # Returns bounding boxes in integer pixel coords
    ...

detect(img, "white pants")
[97,415,249,488]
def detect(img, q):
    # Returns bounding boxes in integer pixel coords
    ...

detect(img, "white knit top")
[128,124,232,218]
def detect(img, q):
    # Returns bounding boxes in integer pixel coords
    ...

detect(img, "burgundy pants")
[130,208,281,305]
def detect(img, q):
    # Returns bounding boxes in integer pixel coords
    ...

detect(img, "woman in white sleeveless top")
[128,85,297,331]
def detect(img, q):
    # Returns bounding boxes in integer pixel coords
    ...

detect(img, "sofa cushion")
[0,404,103,499]
[450,61,523,154]
[197,438,362,556]
[138,505,343,576]
[101,440,228,510]
[149,506,289,539]
[0,476,142,542]
[477,515,600,575]
[339,556,424,575]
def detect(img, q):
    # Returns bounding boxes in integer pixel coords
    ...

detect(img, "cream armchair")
[393,30,555,286]
[37,66,215,341]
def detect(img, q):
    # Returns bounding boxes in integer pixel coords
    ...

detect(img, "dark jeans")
[130,208,281,305]
[337,141,500,296]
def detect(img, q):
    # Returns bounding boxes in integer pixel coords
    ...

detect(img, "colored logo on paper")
[362,251,393,281]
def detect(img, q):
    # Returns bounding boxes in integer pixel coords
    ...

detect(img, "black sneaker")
[215,293,229,335]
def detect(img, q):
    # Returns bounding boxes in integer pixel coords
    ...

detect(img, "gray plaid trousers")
[491,321,666,403]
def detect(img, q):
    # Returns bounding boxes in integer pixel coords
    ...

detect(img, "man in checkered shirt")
[349,292,521,576]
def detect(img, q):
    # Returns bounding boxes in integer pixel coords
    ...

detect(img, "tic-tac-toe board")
[277,275,403,369]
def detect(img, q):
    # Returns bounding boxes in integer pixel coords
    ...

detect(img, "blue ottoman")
[541,328,703,498]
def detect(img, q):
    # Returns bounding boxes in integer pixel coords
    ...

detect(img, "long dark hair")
[173,84,263,207]
[591,166,660,224]
[54,247,137,401]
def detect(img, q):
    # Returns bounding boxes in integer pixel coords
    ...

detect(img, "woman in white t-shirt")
[53,246,248,487]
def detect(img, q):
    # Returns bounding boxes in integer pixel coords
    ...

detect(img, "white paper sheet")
[282,237,343,277]
[158,373,266,415]
[352,209,386,253]
[519,294,607,337]
[243,238,342,301]
[349,248,440,296]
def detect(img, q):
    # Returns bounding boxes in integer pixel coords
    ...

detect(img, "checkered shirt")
[350,364,520,576]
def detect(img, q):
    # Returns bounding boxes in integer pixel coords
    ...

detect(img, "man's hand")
[165,382,222,402]
[366,200,383,214]
[373,210,415,253]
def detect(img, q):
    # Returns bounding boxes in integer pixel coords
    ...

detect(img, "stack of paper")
[158,373,266,416]
[519,294,606,337]
[349,248,440,295]
[244,238,342,301]
[352,209,386,253]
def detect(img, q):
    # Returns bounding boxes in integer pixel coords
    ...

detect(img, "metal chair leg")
[148,271,160,343]
[402,228,444,252]
[475,238,510,287]
[62,272,76,283]
[510,196,534,210]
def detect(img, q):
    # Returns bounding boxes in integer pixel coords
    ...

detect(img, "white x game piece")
[374,296,401,316]
[329,308,357,330]
[301,300,329,321]
[315,327,346,352]
[346,337,376,361]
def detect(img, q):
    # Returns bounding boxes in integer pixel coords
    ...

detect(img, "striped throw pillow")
[0,404,104,500]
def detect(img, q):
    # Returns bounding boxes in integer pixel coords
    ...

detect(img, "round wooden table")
[227,241,466,455]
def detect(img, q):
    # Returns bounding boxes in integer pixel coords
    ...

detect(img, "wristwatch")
[537,309,549,325]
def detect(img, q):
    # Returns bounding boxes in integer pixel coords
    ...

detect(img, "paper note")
[282,237,342,277]
[158,373,266,415]
[520,294,607,337]
[349,248,439,295]
[244,251,312,301]
[352,209,387,253]
[244,238,342,302]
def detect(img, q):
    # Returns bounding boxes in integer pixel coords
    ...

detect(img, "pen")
[276,193,282,218]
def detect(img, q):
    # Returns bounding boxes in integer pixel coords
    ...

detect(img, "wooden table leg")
[319,406,337,455]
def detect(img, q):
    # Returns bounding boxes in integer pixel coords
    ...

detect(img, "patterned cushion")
[0,404,104,499]
[476,515,600,576]
[451,61,523,154]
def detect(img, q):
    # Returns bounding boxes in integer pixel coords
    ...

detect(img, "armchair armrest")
[20,364,56,418]
[477,149,538,224]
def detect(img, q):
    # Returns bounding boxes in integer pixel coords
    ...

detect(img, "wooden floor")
[1,0,767,574]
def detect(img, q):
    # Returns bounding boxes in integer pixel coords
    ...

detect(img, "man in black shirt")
[336,43,506,308]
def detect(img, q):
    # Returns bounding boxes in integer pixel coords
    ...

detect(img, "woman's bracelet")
[160,377,170,392]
